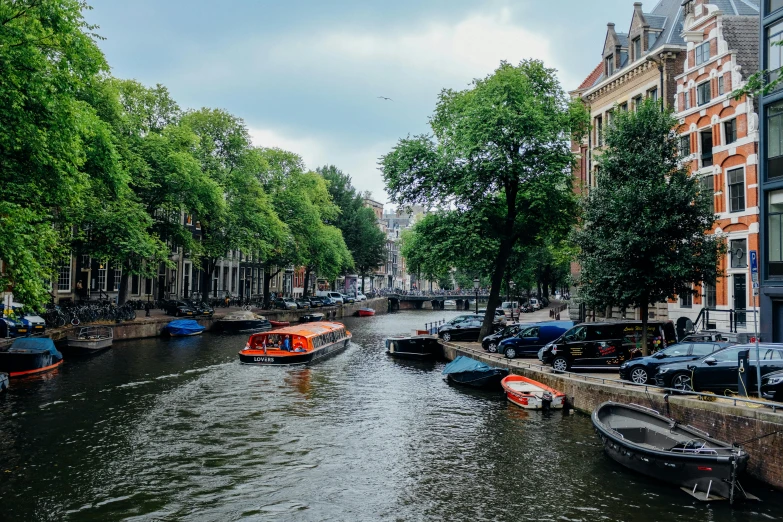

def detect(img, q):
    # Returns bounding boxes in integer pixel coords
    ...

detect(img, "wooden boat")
[357,308,375,317]
[385,335,442,360]
[162,319,205,337]
[441,356,508,389]
[239,321,351,366]
[592,402,754,503]
[64,326,113,351]
[300,312,325,323]
[269,320,290,328]
[0,338,63,377]
[0,372,8,392]
[216,311,271,334]
[501,374,565,410]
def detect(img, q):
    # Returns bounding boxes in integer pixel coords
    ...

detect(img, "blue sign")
[750,250,758,283]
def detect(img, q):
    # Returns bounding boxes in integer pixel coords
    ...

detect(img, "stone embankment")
[441,340,783,490]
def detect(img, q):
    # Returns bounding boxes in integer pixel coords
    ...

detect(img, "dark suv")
[540,321,678,372]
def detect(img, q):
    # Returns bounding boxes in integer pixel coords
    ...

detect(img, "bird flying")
[377,96,393,101]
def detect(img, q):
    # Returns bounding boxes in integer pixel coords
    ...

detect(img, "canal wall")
[47,297,388,342]
[441,340,783,490]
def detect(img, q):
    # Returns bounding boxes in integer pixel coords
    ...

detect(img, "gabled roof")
[577,62,604,91]
[709,0,759,15]
[646,0,686,49]
[723,15,761,79]
[645,14,667,29]
[617,33,630,47]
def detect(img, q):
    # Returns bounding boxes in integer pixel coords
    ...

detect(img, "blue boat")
[442,355,508,389]
[162,319,205,337]
[0,338,63,377]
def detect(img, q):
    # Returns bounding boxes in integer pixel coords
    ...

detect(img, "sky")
[85,0,638,206]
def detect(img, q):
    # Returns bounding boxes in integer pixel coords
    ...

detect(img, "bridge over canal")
[385,293,492,311]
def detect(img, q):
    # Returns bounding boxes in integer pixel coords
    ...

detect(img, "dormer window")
[695,41,710,66]
[632,37,641,60]
[605,55,614,76]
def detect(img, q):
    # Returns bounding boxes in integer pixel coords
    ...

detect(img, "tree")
[382,60,587,338]
[573,99,724,355]
[0,0,109,307]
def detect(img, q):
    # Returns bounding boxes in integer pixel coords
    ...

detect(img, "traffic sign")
[750,250,758,283]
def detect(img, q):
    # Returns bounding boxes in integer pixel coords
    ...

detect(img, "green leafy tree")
[382,60,587,338]
[573,99,723,355]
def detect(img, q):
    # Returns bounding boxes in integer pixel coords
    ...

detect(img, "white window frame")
[98,266,107,291]
[57,261,72,292]
[113,268,122,292]
[727,166,746,214]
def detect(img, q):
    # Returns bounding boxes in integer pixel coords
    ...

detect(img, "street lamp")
[509,280,515,322]
[473,277,480,315]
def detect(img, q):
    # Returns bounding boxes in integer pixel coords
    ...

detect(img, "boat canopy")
[442,355,495,375]
[165,319,205,335]
[10,338,62,360]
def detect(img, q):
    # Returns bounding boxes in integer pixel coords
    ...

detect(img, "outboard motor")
[541,392,553,410]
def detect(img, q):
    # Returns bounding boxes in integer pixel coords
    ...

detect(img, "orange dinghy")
[238,321,351,366]
[501,374,566,410]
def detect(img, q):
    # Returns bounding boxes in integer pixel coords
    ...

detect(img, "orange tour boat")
[501,374,566,410]
[239,321,351,365]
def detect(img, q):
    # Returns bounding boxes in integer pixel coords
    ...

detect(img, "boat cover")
[165,319,205,335]
[442,356,495,375]
[9,338,63,360]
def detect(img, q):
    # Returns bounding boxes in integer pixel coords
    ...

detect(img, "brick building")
[668,0,760,333]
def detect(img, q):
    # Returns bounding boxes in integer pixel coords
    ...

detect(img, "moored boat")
[357,308,375,317]
[239,321,351,366]
[0,372,8,392]
[269,320,290,328]
[385,335,442,360]
[592,401,753,503]
[162,319,205,337]
[501,374,565,410]
[0,338,63,377]
[300,312,325,323]
[216,311,272,334]
[442,356,508,389]
[64,326,113,351]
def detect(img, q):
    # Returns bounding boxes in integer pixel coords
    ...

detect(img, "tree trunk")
[605,305,613,320]
[303,266,312,298]
[201,259,214,300]
[360,271,366,293]
[479,238,515,339]
[640,301,650,356]
[262,265,280,309]
[117,271,130,305]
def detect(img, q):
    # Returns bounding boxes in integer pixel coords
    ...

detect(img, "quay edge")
[440,340,783,491]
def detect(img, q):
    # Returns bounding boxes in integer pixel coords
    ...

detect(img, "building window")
[695,41,710,66]
[113,269,122,292]
[718,76,725,96]
[619,102,628,112]
[697,81,711,106]
[605,55,614,76]
[768,101,783,179]
[680,135,691,157]
[700,175,714,214]
[647,87,658,102]
[769,190,783,276]
[771,0,783,13]
[680,291,692,308]
[633,95,643,110]
[704,282,717,308]
[725,118,737,144]
[768,20,783,87]
[684,91,690,110]
[98,266,107,291]
[57,264,71,292]
[701,129,713,167]
[728,168,745,213]
[596,116,603,146]
[633,37,641,60]
[730,238,748,269]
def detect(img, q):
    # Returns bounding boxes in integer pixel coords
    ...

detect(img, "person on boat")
[262,338,267,354]
[294,342,306,352]
[282,336,291,352]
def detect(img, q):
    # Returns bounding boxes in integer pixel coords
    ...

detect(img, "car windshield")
[658,344,689,357]
[707,347,743,362]
[563,326,586,342]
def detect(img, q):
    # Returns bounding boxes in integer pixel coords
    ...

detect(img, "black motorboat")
[216,311,272,334]
[441,356,508,389]
[300,313,325,323]
[385,335,443,360]
[592,402,753,503]
[0,338,63,377]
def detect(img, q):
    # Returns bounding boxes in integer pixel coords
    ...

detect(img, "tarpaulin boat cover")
[165,319,205,335]
[10,338,63,360]
[442,355,495,375]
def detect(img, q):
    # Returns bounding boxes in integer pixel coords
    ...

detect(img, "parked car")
[0,317,27,338]
[654,344,783,393]
[320,296,337,306]
[446,314,478,325]
[477,309,507,326]
[618,341,732,385]
[482,324,522,352]
[10,303,45,335]
[272,298,297,311]
[761,369,783,402]
[540,320,678,372]
[295,298,310,310]
[356,292,367,301]
[499,321,575,359]
[528,298,541,311]
[308,297,323,308]
[438,316,500,342]
[327,292,344,304]
[341,293,356,304]
[681,332,729,343]
[185,300,214,317]
[165,300,197,317]
[500,301,520,318]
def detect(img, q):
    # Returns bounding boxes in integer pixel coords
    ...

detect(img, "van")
[327,292,344,304]
[498,321,574,359]
[540,320,677,372]
[500,301,519,318]
[528,298,540,310]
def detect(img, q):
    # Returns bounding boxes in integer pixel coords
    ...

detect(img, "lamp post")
[509,280,515,322]
[473,277,480,315]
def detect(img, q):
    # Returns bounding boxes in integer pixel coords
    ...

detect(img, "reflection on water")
[0,310,781,521]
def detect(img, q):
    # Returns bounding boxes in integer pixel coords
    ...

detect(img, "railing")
[692,307,758,334]
[424,320,446,334]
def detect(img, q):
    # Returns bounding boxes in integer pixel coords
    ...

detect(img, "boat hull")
[447,369,508,389]
[217,319,272,334]
[385,336,443,360]
[0,352,62,377]
[64,338,113,351]
[269,320,290,328]
[357,309,375,317]
[239,338,350,366]
[502,375,566,410]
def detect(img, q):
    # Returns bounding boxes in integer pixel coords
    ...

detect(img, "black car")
[482,324,522,352]
[294,299,310,310]
[761,369,783,402]
[618,342,732,385]
[438,316,500,342]
[655,344,783,393]
[540,320,678,372]
[165,300,197,317]
[272,298,297,310]
[186,300,214,317]
[308,297,323,308]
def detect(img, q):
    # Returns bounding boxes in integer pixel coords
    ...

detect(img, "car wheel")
[505,347,517,359]
[630,367,649,385]
[442,332,451,342]
[672,373,693,392]
[552,356,569,373]
[487,342,498,353]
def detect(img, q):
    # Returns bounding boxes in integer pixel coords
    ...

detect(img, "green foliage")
[382,60,585,337]
[573,99,724,354]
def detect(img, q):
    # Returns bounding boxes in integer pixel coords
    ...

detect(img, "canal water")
[1,310,782,521]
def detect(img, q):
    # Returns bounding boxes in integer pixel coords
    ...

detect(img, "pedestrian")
[144,301,151,317]
[76,280,83,301]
